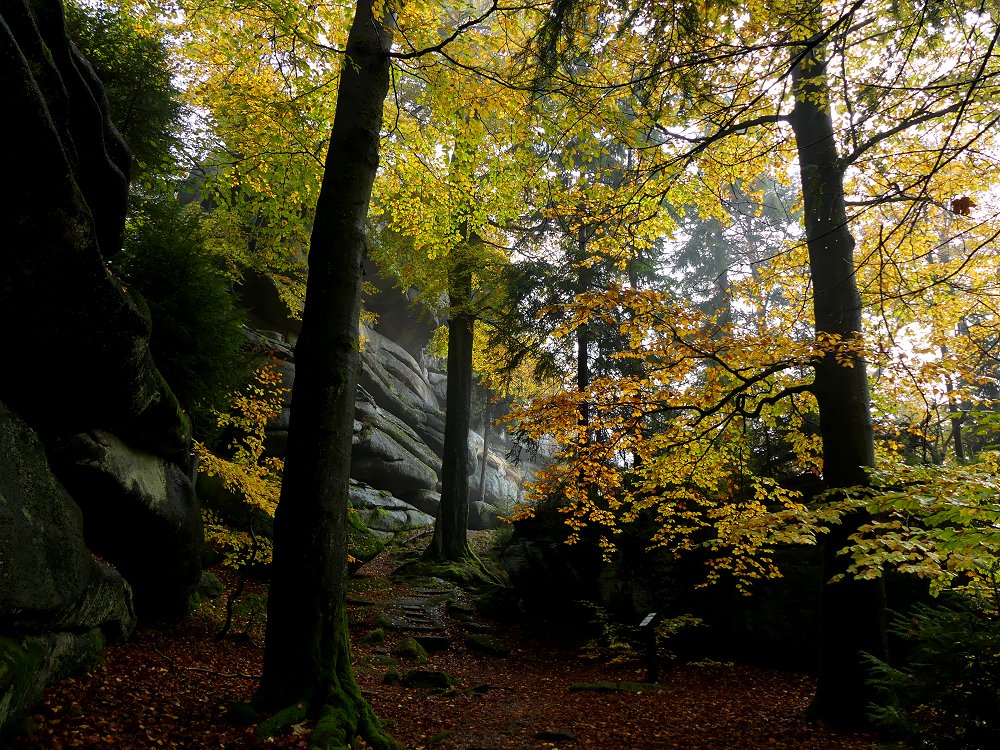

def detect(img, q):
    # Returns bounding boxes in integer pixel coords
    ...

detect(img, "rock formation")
[0,0,204,734]
[239,272,534,539]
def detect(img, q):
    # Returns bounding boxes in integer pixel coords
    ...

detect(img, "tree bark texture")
[256,3,398,747]
[478,398,493,505]
[790,39,884,728]
[427,248,475,560]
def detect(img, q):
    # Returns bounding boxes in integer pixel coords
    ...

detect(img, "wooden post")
[639,612,660,684]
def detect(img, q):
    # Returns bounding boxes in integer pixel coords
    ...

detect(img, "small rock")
[361,628,385,646]
[403,670,457,689]
[392,636,428,664]
[196,572,224,599]
[465,634,509,657]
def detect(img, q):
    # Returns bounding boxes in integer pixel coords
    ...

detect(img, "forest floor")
[10,531,882,750]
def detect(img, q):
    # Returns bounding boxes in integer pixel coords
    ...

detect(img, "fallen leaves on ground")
[12,540,880,749]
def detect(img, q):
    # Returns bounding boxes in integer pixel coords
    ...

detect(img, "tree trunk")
[426,244,475,560]
[789,36,884,728]
[478,397,493,505]
[577,226,592,437]
[254,2,399,747]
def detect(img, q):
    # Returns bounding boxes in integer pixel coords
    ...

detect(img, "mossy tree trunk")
[253,2,400,748]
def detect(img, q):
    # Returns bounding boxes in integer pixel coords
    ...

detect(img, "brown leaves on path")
[12,561,878,750]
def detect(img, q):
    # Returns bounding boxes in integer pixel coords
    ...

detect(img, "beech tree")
[250,1,401,747]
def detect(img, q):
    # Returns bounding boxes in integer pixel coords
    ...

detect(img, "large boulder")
[0,402,135,738]
[0,404,135,638]
[50,432,203,622]
[351,400,440,497]
[350,481,434,537]
[401,488,442,517]
[0,631,106,740]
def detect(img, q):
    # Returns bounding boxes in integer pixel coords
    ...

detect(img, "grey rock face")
[350,482,434,533]
[401,488,442,517]
[469,501,504,531]
[51,431,203,622]
[351,400,440,497]
[359,326,447,456]
[0,402,135,639]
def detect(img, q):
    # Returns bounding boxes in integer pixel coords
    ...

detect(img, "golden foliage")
[195,363,288,568]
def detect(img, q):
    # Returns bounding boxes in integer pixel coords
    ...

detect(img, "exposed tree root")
[399,548,506,587]
[250,675,401,750]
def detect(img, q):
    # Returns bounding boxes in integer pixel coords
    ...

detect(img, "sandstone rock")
[0,0,165,438]
[350,482,434,533]
[352,401,440,496]
[347,508,385,566]
[51,431,203,622]
[0,630,106,738]
[0,402,135,638]
[359,326,447,456]
[469,500,503,531]
[401,488,441,517]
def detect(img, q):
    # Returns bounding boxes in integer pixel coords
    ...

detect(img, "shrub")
[867,599,1000,750]
[117,196,249,427]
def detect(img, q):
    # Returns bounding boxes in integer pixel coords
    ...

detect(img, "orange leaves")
[509,281,823,584]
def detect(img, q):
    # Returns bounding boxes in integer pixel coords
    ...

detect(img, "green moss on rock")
[391,637,428,664]
[348,510,385,567]
[0,630,106,739]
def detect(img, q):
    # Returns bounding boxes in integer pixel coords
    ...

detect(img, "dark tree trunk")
[577,226,592,437]
[478,397,493,505]
[426,246,475,560]
[790,40,884,728]
[255,3,398,747]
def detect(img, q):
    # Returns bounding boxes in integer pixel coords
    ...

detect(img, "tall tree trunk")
[577,225,592,437]
[478,397,493,505]
[790,34,884,728]
[255,3,399,747]
[426,243,475,560]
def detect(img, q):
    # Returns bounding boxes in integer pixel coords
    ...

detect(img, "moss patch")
[391,637,428,664]
[348,510,386,566]
[0,630,106,739]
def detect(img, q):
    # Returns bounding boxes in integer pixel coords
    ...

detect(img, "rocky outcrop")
[0,403,136,737]
[0,406,136,639]
[1,0,158,439]
[352,399,440,497]
[0,3,205,730]
[350,482,435,538]
[0,631,108,742]
[50,432,203,622]
[359,326,446,457]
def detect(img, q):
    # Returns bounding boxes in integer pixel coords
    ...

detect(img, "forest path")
[10,531,879,749]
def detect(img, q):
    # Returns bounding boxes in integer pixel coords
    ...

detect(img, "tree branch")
[388,0,499,60]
